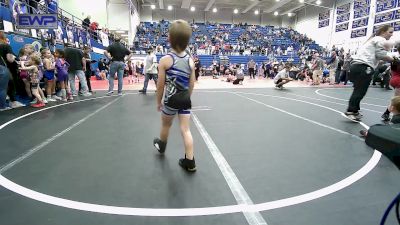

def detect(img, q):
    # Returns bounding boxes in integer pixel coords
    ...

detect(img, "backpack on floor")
[365,124,400,169]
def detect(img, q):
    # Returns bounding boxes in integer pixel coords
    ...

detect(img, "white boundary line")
[0,97,122,174]
[232,93,363,140]
[313,87,388,101]
[315,89,387,108]
[232,91,371,131]
[192,113,268,225]
[284,93,381,114]
[0,91,380,217]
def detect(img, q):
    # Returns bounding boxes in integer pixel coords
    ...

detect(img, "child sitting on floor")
[360,96,400,137]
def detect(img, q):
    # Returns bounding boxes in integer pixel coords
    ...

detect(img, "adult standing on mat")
[82,46,93,93]
[139,48,158,94]
[194,56,201,81]
[0,41,13,111]
[345,25,397,121]
[247,59,256,79]
[0,31,23,109]
[65,44,92,98]
[104,35,132,96]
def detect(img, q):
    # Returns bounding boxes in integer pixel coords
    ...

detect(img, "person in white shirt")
[139,48,158,94]
[233,64,244,85]
[274,63,293,89]
[345,24,397,121]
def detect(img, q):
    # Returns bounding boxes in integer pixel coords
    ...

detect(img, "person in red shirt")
[382,44,400,121]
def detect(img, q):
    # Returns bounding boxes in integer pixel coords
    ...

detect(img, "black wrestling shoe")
[153,138,167,153]
[179,156,196,172]
[344,111,362,122]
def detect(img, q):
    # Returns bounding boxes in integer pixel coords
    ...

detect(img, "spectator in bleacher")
[139,48,158,94]
[28,0,38,14]
[46,0,58,14]
[90,22,99,40]
[104,35,132,96]
[65,45,91,98]
[82,15,91,30]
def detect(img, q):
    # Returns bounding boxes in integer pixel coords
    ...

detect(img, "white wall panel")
[294,0,400,51]
[108,3,130,30]
[59,0,107,26]
[206,9,233,24]
[140,7,153,22]
[140,7,282,26]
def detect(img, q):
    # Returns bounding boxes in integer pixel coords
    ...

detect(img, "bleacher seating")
[136,21,322,67]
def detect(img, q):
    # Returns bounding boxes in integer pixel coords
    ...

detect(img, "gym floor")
[0,86,399,225]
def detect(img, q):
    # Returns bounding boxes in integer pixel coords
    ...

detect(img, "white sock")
[61,89,66,99]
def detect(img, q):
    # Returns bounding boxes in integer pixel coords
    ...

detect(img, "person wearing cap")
[104,34,132,96]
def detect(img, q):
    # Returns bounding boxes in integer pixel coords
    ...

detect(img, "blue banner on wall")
[337,13,350,23]
[376,0,397,13]
[354,7,370,18]
[319,11,330,20]
[337,3,351,15]
[393,21,400,31]
[336,22,349,32]
[351,27,368,38]
[352,17,369,28]
[318,19,330,28]
[375,10,396,23]
[354,0,371,9]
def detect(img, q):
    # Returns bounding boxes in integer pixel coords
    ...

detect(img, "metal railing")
[2,0,129,47]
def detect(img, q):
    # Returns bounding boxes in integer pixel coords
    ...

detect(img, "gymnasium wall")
[59,0,108,27]
[294,0,336,49]
[295,0,400,51]
[139,7,284,26]
[108,2,131,30]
